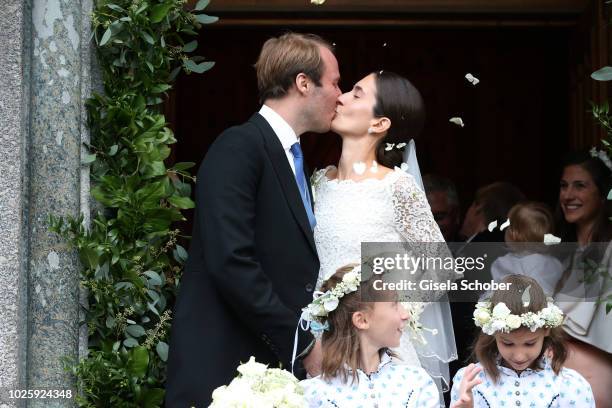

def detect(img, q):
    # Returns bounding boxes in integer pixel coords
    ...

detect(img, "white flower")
[449,117,465,127]
[465,73,480,85]
[506,314,522,330]
[237,356,268,379]
[492,302,511,319]
[385,143,395,151]
[543,233,561,245]
[396,142,407,149]
[323,297,339,312]
[474,309,491,325]
[492,319,507,332]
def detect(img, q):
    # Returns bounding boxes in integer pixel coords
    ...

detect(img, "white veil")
[401,139,458,393]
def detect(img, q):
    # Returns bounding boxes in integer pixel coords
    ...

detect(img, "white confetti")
[465,73,480,85]
[370,160,379,173]
[449,117,464,127]
[543,233,562,245]
[353,161,366,175]
[500,218,510,231]
[382,42,387,47]
[488,220,498,232]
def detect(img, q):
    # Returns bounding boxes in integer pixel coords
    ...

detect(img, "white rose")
[491,319,507,332]
[323,297,339,312]
[237,356,268,379]
[473,309,491,325]
[506,314,522,330]
[492,303,511,319]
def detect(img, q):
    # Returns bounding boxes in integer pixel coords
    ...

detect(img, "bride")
[312,70,457,394]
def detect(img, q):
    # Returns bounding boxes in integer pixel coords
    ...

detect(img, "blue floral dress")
[451,359,595,407]
[300,352,439,408]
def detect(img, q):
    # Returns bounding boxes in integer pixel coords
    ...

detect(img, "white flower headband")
[473,299,564,335]
[590,147,612,172]
[300,265,361,332]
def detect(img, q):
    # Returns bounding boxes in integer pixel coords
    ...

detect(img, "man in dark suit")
[165,33,341,406]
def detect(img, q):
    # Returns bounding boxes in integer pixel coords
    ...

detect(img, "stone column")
[0,0,31,406]
[0,0,94,406]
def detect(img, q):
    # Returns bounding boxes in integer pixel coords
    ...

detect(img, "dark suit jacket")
[165,113,319,407]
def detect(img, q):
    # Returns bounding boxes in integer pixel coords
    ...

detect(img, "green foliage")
[590,90,612,315]
[49,0,216,405]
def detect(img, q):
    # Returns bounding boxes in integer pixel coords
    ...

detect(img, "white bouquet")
[209,357,306,408]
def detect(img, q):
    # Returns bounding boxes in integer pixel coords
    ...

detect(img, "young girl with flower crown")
[299,264,439,407]
[451,275,595,408]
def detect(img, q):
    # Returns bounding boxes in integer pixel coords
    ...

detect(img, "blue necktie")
[290,142,316,230]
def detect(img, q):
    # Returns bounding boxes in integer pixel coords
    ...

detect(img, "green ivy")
[49,0,216,405]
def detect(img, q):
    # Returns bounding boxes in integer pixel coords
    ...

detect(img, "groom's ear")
[370,117,391,134]
[295,72,311,95]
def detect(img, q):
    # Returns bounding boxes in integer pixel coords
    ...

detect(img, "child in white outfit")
[300,264,439,407]
[491,202,563,295]
[451,275,595,408]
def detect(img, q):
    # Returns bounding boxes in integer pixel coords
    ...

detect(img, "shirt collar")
[346,349,394,376]
[258,104,299,150]
[496,357,547,378]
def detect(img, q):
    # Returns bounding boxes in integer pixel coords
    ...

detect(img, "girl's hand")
[451,364,483,408]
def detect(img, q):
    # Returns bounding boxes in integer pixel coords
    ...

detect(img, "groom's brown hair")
[255,32,333,103]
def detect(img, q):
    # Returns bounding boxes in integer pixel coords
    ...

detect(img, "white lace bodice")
[313,166,445,288]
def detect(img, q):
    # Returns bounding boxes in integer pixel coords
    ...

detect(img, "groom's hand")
[303,339,323,377]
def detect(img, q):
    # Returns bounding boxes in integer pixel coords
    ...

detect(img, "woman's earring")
[367,127,374,134]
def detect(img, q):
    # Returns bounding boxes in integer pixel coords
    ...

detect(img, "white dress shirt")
[259,104,299,175]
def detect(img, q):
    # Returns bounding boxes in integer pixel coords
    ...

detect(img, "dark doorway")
[170,24,570,223]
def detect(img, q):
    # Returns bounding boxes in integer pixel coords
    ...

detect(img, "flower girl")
[299,264,439,407]
[451,275,595,408]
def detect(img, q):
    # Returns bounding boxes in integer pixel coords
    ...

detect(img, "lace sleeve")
[390,173,444,243]
[390,172,458,294]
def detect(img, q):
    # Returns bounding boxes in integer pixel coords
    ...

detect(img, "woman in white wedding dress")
[312,71,457,396]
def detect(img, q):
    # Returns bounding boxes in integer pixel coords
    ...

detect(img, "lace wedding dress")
[313,165,457,395]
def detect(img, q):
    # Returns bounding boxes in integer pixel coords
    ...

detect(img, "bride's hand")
[451,363,483,408]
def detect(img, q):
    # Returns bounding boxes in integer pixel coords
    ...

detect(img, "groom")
[165,33,341,406]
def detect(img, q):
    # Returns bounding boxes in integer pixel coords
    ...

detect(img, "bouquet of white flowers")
[209,357,306,408]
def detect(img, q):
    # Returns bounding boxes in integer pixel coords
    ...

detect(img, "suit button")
[305,283,314,292]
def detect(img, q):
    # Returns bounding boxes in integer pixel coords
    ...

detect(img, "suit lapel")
[250,114,316,253]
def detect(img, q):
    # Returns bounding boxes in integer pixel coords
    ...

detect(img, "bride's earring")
[370,160,379,173]
[367,127,374,134]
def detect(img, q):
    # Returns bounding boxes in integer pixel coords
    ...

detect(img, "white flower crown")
[301,265,361,330]
[590,147,612,172]
[473,299,564,335]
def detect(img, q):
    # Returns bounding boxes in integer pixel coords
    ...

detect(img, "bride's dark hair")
[372,71,425,168]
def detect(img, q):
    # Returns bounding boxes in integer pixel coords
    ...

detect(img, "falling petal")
[449,117,465,127]
[370,160,379,173]
[543,233,562,245]
[500,218,510,231]
[385,143,395,151]
[488,220,498,232]
[522,285,532,307]
[353,161,366,175]
[382,42,387,47]
[465,73,480,85]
